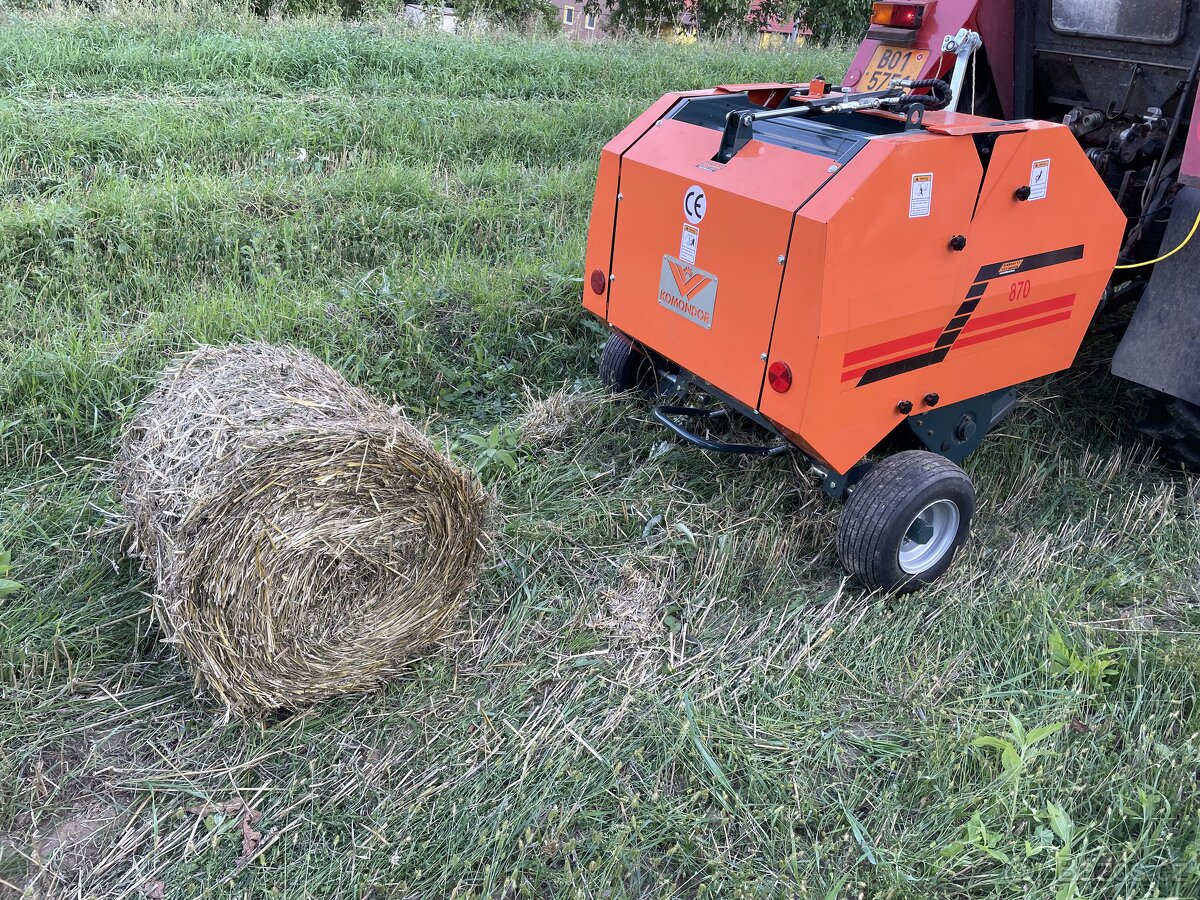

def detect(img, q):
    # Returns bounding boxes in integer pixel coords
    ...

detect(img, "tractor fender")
[1111,184,1200,407]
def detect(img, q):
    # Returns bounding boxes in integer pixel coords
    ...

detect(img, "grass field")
[1,10,1199,899]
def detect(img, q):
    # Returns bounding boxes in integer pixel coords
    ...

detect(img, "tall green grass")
[2,12,1199,899]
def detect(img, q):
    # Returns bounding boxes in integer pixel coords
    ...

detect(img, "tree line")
[242,0,871,43]
[443,0,872,42]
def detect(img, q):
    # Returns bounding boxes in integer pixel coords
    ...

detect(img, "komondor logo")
[658,255,718,328]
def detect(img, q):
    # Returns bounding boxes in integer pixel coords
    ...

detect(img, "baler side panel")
[945,125,1123,375]
[792,123,1122,474]
[756,141,891,442]
[794,134,983,473]
[583,91,714,320]
[583,151,620,318]
[754,211,826,434]
[605,119,838,409]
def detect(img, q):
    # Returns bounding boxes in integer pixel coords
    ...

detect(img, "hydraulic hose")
[901,79,953,111]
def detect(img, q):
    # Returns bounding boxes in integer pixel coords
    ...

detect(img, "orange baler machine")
[583,81,1125,591]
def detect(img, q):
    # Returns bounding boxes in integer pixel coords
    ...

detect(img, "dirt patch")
[35,800,126,878]
[4,732,142,898]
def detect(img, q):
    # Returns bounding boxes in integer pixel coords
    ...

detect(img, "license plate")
[860,44,930,92]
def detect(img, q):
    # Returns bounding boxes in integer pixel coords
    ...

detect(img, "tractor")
[582,0,1200,591]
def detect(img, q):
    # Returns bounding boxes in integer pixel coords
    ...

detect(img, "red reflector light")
[870,2,923,27]
[767,361,793,393]
[589,269,607,295]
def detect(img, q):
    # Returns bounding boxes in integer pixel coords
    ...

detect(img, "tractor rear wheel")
[836,451,976,593]
[1138,395,1200,470]
[600,331,662,394]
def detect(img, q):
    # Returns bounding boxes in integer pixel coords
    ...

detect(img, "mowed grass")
[1,10,1199,899]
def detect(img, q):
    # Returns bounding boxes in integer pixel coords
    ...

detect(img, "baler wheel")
[1138,396,1200,470]
[600,331,655,394]
[836,451,975,593]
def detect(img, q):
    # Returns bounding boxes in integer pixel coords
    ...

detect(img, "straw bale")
[113,342,487,712]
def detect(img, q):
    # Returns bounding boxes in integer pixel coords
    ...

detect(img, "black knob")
[924,392,940,407]
[897,399,913,414]
[949,235,967,251]
[1015,185,1032,201]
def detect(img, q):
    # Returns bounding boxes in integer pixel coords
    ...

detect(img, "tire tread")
[1139,396,1200,470]
[837,451,974,592]
[599,331,647,393]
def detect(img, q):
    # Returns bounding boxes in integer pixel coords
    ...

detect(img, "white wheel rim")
[898,499,961,575]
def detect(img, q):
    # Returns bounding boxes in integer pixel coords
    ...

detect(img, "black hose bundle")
[900,79,953,112]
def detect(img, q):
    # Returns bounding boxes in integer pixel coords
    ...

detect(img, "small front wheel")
[599,330,675,396]
[836,451,975,593]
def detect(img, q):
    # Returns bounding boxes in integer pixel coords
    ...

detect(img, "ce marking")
[684,185,707,224]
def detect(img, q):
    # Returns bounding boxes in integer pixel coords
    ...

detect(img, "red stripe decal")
[841,346,934,381]
[953,310,1073,350]
[842,293,1077,380]
[842,328,942,368]
[961,293,1075,335]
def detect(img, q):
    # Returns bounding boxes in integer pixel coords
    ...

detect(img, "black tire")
[599,331,655,393]
[1138,395,1200,470]
[836,451,976,593]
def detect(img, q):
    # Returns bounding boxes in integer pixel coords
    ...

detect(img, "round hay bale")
[113,342,488,713]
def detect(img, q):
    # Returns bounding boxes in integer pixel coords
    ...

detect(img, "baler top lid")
[667,80,969,165]
[666,93,879,165]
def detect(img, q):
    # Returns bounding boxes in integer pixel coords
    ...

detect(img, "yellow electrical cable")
[1113,206,1200,269]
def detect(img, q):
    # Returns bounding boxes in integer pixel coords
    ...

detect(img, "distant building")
[548,0,606,39]
[757,17,810,48]
[542,0,807,44]
[661,17,809,46]
[405,4,458,31]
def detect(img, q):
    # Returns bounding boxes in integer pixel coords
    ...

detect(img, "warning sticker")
[679,223,700,264]
[1029,158,1050,200]
[910,173,933,218]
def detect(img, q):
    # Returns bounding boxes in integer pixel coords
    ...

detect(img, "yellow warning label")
[1029,158,1050,200]
[909,173,933,218]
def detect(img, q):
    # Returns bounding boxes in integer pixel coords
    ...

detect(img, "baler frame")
[584,17,1145,590]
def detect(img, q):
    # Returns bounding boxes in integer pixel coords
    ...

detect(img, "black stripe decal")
[975,245,1084,282]
[857,244,1085,387]
[934,329,961,349]
[858,348,949,386]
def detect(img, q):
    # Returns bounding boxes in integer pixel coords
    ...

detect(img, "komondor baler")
[583,0,1200,591]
